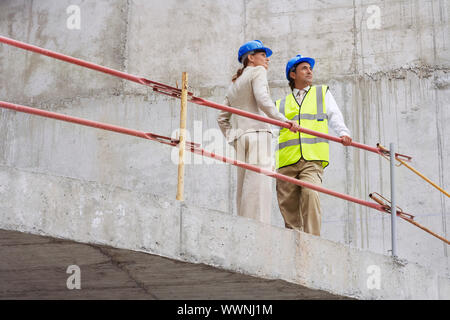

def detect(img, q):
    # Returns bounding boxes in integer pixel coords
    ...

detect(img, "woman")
[217,40,299,224]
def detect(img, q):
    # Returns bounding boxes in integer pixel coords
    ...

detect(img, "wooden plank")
[176,72,188,201]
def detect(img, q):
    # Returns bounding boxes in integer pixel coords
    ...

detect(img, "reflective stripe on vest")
[275,86,330,169]
[275,137,329,151]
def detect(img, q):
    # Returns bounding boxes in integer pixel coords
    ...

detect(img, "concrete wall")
[1,164,449,299]
[0,0,449,296]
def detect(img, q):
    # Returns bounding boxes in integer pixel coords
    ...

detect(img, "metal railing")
[1,35,448,253]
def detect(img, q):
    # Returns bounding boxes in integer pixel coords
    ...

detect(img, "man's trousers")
[276,159,324,236]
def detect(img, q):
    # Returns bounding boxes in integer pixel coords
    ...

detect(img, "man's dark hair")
[288,63,299,90]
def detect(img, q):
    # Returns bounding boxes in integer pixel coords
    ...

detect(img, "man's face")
[290,62,313,87]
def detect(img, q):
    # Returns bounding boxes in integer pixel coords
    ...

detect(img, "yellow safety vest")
[275,86,329,169]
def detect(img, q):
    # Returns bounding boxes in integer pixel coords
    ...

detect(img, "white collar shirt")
[290,86,350,138]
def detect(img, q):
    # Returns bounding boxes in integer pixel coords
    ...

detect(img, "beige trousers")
[234,131,273,224]
[276,159,324,236]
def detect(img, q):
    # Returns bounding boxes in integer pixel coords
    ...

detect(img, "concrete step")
[0,229,346,300]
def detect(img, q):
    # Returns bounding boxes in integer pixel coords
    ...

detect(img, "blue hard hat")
[285,54,315,80]
[238,40,273,63]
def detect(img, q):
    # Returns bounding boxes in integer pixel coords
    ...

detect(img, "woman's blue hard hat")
[285,54,315,80]
[238,40,273,63]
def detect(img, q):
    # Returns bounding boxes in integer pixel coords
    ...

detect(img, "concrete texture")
[1,165,449,299]
[0,0,449,299]
[1,229,346,299]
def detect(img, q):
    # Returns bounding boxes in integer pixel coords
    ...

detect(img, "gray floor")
[0,229,349,300]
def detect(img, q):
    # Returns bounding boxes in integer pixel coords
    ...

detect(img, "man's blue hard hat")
[238,40,273,63]
[285,54,315,80]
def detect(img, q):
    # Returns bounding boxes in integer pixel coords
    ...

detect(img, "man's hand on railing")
[287,120,301,132]
[341,135,352,146]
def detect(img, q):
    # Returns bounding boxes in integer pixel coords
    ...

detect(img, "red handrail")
[0,99,386,213]
[0,35,385,155]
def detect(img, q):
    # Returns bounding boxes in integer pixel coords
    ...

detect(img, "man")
[274,54,352,236]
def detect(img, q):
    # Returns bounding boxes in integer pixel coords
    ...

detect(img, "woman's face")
[248,51,269,69]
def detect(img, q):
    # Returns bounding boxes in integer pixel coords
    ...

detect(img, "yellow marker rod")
[176,72,188,201]
[402,216,450,245]
[396,157,450,198]
[369,193,450,245]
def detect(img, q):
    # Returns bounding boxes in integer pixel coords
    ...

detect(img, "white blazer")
[217,66,287,144]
